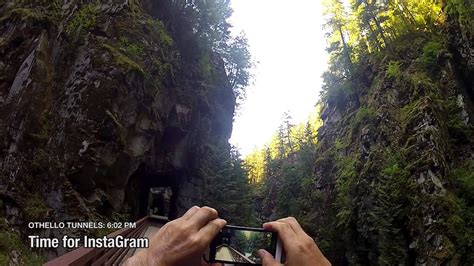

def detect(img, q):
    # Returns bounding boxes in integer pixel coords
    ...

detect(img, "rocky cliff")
[0,0,235,261]
[313,4,473,265]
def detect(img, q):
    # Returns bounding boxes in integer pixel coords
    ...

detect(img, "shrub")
[0,230,43,265]
[102,44,144,74]
[23,194,49,221]
[351,106,376,129]
[446,0,474,29]
[145,18,173,46]
[422,41,443,68]
[67,3,99,40]
[119,37,145,59]
[335,155,357,227]
[387,60,401,79]
[452,162,474,201]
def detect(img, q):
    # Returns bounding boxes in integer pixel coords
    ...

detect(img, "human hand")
[257,217,331,266]
[124,206,226,266]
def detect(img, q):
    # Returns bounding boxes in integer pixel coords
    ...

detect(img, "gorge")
[0,0,473,265]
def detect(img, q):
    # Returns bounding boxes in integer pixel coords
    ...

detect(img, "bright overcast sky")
[229,0,329,156]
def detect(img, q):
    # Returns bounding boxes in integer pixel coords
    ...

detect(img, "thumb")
[258,249,282,266]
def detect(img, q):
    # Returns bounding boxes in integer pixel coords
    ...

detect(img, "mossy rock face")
[101,43,145,74]
[66,3,99,40]
[0,222,43,265]
[309,22,474,264]
[22,194,49,221]
[0,0,235,262]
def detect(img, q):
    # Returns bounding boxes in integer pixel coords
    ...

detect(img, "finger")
[189,206,219,229]
[197,218,227,245]
[182,206,201,220]
[276,217,306,236]
[258,249,283,266]
[263,221,297,249]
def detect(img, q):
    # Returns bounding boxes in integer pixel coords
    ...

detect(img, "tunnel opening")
[148,187,172,220]
[124,163,182,220]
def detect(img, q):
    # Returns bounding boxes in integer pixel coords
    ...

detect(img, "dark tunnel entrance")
[125,163,181,220]
[148,187,172,220]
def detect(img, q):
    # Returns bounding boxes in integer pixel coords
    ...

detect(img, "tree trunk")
[363,0,389,48]
[338,25,354,73]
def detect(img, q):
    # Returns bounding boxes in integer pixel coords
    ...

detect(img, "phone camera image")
[214,227,275,264]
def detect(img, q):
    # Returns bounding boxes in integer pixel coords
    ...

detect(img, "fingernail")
[258,249,267,256]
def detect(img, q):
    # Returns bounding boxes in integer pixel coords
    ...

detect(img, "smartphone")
[204,225,282,265]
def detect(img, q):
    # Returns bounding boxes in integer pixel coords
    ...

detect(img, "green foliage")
[333,147,413,264]
[0,0,61,24]
[66,3,99,40]
[447,114,471,142]
[245,108,322,183]
[334,155,357,227]
[323,0,354,75]
[198,53,213,80]
[102,44,144,74]
[375,153,411,264]
[406,71,437,95]
[0,8,44,23]
[23,194,49,221]
[244,110,323,229]
[351,106,376,129]
[400,99,423,123]
[422,41,443,68]
[258,146,318,222]
[119,37,145,59]
[0,219,43,265]
[145,18,173,46]
[247,0,473,264]
[321,72,353,104]
[452,162,474,202]
[30,149,50,174]
[223,34,253,104]
[157,0,253,107]
[152,58,175,81]
[334,138,346,151]
[445,97,472,142]
[446,0,474,29]
[181,0,233,48]
[386,60,401,78]
[439,186,474,263]
[203,144,255,226]
[320,0,443,103]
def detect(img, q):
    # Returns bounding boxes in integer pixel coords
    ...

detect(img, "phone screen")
[209,225,278,265]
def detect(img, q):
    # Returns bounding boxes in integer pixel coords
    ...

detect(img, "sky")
[228,0,329,156]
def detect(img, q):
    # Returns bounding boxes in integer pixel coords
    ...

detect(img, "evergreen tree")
[157,0,253,105]
[203,144,254,225]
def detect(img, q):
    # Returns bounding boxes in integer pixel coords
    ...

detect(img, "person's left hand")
[124,206,226,266]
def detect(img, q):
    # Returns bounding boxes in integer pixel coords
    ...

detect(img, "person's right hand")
[257,217,331,266]
[124,206,226,266]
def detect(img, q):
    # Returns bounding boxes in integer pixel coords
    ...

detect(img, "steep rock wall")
[313,12,473,266]
[0,0,234,260]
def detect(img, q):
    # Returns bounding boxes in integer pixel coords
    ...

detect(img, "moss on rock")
[102,43,144,74]
[66,3,99,40]
[0,221,43,265]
